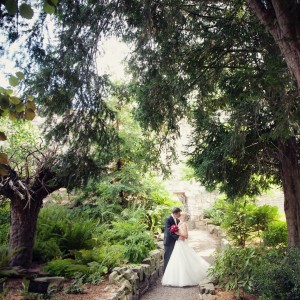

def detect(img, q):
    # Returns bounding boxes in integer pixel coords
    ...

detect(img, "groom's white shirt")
[171,214,177,225]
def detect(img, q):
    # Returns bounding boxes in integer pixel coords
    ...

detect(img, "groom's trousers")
[163,243,175,273]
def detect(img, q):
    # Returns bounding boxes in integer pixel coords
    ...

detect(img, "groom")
[163,207,184,273]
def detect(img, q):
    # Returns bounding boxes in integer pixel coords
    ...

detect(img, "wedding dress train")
[162,225,210,287]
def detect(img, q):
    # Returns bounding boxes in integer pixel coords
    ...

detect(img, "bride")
[162,212,210,287]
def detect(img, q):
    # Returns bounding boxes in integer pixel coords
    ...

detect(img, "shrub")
[221,202,257,246]
[221,201,281,246]
[44,259,90,278]
[0,203,10,245]
[249,205,280,236]
[97,244,126,269]
[35,205,96,261]
[147,205,176,234]
[252,247,300,299]
[124,232,156,263]
[59,221,95,254]
[0,245,11,269]
[33,238,62,262]
[203,197,228,225]
[64,275,85,294]
[262,220,288,247]
[74,244,126,271]
[209,246,260,296]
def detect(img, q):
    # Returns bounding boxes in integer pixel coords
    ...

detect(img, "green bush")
[221,202,257,246]
[37,203,157,281]
[59,221,95,254]
[221,201,281,246]
[249,205,280,235]
[33,238,62,262]
[147,205,177,234]
[75,244,126,270]
[34,205,96,261]
[44,259,90,278]
[203,197,228,226]
[0,245,12,268]
[64,275,85,294]
[209,246,260,296]
[97,244,126,269]
[0,203,10,245]
[252,247,300,299]
[262,220,288,247]
[124,232,156,263]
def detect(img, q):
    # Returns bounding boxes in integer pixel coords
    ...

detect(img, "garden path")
[140,229,220,300]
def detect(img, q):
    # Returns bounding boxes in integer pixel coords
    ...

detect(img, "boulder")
[199,282,215,295]
[109,271,119,284]
[131,266,144,282]
[29,277,64,294]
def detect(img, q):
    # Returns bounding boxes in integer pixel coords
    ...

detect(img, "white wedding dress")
[162,223,210,287]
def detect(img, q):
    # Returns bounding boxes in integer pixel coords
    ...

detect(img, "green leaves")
[1,72,36,122]
[3,0,58,19]
[4,0,18,16]
[19,3,34,19]
[8,76,19,87]
[16,72,25,80]
[25,109,35,121]
[43,2,55,14]
[8,71,24,87]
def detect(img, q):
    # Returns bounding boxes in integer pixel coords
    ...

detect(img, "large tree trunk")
[279,138,300,247]
[246,0,300,91]
[9,196,43,268]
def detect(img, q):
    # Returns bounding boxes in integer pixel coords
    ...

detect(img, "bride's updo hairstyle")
[180,212,190,222]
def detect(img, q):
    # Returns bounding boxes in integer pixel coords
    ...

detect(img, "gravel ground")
[140,229,220,300]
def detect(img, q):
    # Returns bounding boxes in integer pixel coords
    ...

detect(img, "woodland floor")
[2,230,258,300]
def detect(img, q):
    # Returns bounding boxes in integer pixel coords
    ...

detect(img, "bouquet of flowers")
[170,224,179,233]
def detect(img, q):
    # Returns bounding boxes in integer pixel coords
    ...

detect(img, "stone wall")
[108,248,164,300]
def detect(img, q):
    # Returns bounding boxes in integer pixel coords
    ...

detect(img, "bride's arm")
[181,223,188,239]
[175,224,188,238]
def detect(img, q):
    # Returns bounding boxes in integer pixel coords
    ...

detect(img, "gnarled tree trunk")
[1,166,60,268]
[279,138,300,247]
[246,0,300,91]
[9,195,43,268]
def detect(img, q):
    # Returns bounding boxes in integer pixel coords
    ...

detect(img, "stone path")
[140,229,220,300]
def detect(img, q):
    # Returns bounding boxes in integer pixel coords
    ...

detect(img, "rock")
[109,271,119,284]
[157,241,164,250]
[207,224,215,235]
[29,277,64,294]
[158,263,163,277]
[139,278,149,295]
[131,266,144,282]
[199,283,215,295]
[112,267,122,274]
[221,238,229,248]
[150,270,158,284]
[123,269,134,281]
[141,264,151,279]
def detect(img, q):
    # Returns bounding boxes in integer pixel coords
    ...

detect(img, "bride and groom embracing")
[162,207,209,287]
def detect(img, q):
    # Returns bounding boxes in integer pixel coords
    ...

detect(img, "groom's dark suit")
[163,215,179,273]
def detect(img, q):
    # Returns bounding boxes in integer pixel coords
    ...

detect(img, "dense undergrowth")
[0,176,181,285]
[206,196,300,299]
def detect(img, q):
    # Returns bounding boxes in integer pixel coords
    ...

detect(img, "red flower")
[170,224,179,233]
